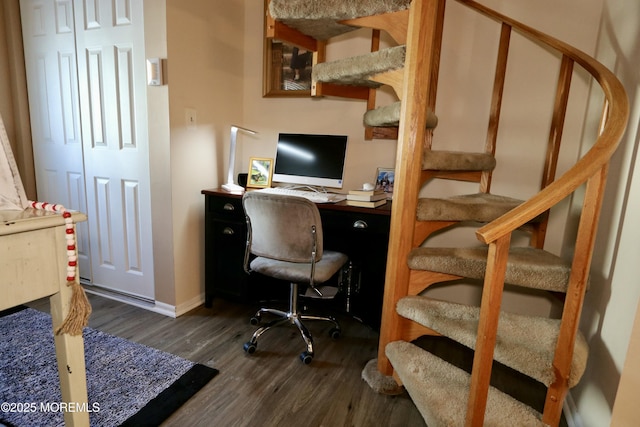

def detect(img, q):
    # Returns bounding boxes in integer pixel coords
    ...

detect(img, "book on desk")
[346,189,388,208]
[345,198,387,208]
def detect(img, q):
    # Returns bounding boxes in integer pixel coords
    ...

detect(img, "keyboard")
[256,187,347,203]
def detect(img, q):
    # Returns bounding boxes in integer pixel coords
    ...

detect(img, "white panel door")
[21,0,155,300]
[20,0,91,279]
[73,0,154,300]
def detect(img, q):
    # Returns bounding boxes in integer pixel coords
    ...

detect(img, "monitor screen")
[272,133,348,189]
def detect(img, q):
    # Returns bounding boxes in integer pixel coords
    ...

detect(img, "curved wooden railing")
[466,0,629,244]
[455,1,629,424]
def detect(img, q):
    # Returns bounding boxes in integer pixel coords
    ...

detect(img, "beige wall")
[164,0,247,309]
[573,0,640,425]
[144,1,173,306]
[611,299,640,425]
[0,0,35,200]
[0,2,12,136]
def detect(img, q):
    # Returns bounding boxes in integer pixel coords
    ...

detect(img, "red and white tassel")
[29,201,92,335]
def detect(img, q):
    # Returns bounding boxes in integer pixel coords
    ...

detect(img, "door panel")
[20,0,91,279]
[74,0,154,300]
[21,0,155,300]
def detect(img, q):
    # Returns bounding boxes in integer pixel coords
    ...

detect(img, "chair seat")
[250,250,348,284]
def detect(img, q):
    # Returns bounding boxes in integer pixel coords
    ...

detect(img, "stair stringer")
[376,0,447,377]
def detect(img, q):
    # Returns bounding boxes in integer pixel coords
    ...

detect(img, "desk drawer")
[205,218,248,302]
[320,209,390,235]
[206,195,244,220]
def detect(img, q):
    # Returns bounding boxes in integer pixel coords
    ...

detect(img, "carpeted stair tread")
[407,246,572,292]
[386,340,545,426]
[269,0,411,40]
[364,101,438,128]
[423,151,496,172]
[313,46,406,88]
[396,296,589,387]
[417,192,532,223]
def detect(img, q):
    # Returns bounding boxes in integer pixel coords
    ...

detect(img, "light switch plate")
[146,58,163,86]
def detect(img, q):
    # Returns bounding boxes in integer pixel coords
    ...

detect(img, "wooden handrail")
[454,0,630,245]
[452,2,628,424]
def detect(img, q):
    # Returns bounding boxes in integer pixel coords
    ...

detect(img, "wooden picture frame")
[375,167,394,195]
[263,38,313,97]
[247,157,274,188]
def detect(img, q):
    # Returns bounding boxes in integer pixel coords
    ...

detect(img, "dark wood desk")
[201,188,391,329]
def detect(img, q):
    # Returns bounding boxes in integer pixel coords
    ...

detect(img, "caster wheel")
[329,327,341,340]
[300,351,313,364]
[250,315,261,325]
[243,341,257,354]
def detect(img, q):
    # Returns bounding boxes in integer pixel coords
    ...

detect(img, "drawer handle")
[353,220,368,229]
[223,203,235,211]
[222,227,235,235]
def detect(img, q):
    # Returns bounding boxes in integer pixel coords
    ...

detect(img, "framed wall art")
[263,39,313,97]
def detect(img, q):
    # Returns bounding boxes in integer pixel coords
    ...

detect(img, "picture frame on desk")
[375,167,394,197]
[247,157,273,188]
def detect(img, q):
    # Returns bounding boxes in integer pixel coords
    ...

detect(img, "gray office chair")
[241,191,348,364]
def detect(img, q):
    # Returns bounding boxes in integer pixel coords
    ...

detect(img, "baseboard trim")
[175,294,206,317]
[84,286,205,318]
[563,391,582,427]
[153,301,178,318]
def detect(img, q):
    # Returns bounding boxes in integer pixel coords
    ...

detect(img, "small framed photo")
[247,157,273,188]
[375,167,394,195]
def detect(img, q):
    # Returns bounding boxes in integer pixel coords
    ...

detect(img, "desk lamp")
[222,125,257,193]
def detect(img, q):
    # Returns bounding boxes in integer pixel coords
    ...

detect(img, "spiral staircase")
[266,0,629,425]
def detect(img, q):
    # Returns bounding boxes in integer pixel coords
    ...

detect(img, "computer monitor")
[272,133,348,189]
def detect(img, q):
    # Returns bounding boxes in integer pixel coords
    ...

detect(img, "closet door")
[21,0,155,301]
[73,0,154,301]
[20,0,91,280]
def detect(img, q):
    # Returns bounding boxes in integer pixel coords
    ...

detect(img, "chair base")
[243,282,341,364]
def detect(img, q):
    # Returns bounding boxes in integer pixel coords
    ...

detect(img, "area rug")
[0,308,218,427]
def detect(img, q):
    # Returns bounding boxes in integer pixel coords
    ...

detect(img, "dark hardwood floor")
[30,294,425,427]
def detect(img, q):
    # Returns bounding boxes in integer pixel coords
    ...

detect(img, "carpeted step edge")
[416,193,525,223]
[396,296,589,387]
[423,150,496,172]
[386,340,546,426]
[269,0,411,40]
[407,246,572,293]
[364,101,438,128]
[313,46,406,88]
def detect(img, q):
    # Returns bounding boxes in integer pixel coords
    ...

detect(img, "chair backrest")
[242,191,324,263]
